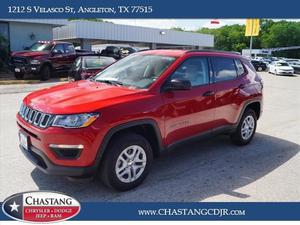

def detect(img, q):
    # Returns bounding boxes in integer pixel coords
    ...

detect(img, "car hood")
[11,51,49,58]
[277,66,293,70]
[24,80,145,114]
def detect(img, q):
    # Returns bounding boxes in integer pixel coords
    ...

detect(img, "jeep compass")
[17,50,263,191]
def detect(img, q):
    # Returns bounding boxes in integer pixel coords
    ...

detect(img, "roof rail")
[187,49,241,55]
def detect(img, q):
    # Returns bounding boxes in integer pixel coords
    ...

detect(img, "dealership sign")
[2,191,81,222]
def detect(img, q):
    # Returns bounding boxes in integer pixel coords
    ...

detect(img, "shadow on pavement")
[31,133,299,202]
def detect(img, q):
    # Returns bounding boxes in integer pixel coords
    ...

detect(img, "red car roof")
[140,49,244,58]
[140,49,187,57]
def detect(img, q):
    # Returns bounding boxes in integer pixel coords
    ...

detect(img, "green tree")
[260,20,300,58]
[197,24,258,52]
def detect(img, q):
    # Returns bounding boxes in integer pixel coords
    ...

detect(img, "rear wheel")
[100,133,153,191]
[231,109,257,145]
[14,73,24,80]
[40,65,51,81]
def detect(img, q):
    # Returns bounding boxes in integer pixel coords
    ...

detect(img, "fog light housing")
[49,144,83,159]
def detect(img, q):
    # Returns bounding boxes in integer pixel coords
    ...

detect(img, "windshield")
[94,54,176,89]
[29,43,53,52]
[84,57,115,69]
[276,62,289,66]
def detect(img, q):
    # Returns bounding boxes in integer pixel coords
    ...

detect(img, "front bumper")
[11,63,41,74]
[20,144,96,176]
[17,113,108,172]
[277,70,294,75]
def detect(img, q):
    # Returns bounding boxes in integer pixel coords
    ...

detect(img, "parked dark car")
[10,41,98,80]
[251,60,267,71]
[288,61,300,74]
[101,46,139,60]
[68,56,116,81]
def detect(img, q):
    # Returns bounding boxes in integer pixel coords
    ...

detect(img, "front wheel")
[99,133,153,191]
[14,73,24,80]
[231,109,257,145]
[40,65,51,81]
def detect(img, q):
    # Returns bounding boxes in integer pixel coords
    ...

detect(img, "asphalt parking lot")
[0,72,299,202]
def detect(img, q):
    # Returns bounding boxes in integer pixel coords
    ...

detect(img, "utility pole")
[249,35,253,58]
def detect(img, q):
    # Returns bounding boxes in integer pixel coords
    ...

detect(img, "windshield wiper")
[95,79,124,86]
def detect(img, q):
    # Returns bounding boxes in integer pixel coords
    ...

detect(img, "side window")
[102,58,116,66]
[235,59,245,76]
[170,57,209,87]
[211,57,237,82]
[64,44,75,54]
[52,44,65,54]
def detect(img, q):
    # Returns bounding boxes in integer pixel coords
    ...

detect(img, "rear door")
[210,56,247,127]
[162,56,216,146]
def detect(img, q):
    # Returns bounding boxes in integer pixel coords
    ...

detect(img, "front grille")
[12,56,29,65]
[19,104,53,129]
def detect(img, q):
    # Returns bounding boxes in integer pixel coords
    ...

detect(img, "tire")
[258,66,262,71]
[100,133,153,191]
[231,109,257,145]
[14,73,24,80]
[40,65,51,81]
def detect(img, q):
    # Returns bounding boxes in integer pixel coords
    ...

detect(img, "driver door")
[50,44,67,71]
[162,56,216,146]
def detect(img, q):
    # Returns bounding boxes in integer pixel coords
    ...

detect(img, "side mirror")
[165,79,192,91]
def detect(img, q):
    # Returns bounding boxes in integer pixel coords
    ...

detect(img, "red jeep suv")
[17,50,263,191]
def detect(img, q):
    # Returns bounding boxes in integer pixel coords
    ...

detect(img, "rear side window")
[235,59,245,76]
[170,57,209,87]
[211,57,237,82]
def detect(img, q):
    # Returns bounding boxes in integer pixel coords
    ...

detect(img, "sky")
[106,19,300,30]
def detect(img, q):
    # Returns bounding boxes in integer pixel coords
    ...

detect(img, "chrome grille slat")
[19,104,52,129]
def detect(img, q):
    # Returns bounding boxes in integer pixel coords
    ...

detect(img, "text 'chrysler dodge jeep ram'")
[17,50,263,191]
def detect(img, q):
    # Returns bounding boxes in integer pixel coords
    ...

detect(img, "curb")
[0,78,68,85]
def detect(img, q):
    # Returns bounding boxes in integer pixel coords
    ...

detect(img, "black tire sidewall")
[101,133,153,191]
[40,65,51,80]
[14,73,24,79]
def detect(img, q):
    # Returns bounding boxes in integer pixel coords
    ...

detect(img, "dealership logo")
[2,191,81,223]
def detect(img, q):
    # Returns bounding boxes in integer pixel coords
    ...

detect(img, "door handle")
[202,91,215,97]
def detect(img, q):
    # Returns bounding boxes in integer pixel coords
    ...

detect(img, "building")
[0,19,214,52]
[53,21,214,50]
[242,49,272,58]
[0,19,66,51]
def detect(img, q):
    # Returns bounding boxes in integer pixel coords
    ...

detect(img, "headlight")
[30,59,41,65]
[52,113,99,128]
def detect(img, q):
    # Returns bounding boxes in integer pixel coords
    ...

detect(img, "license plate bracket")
[19,132,28,150]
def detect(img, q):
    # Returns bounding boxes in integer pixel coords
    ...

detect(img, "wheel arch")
[95,119,164,169]
[237,100,262,126]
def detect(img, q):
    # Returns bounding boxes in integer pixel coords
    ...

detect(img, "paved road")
[0,73,299,202]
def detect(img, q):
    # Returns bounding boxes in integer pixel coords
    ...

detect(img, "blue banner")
[1,202,300,221]
[0,0,300,18]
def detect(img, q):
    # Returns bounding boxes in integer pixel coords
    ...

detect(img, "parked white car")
[268,61,294,75]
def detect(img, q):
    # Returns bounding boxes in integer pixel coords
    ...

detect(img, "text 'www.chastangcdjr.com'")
[138,208,246,217]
